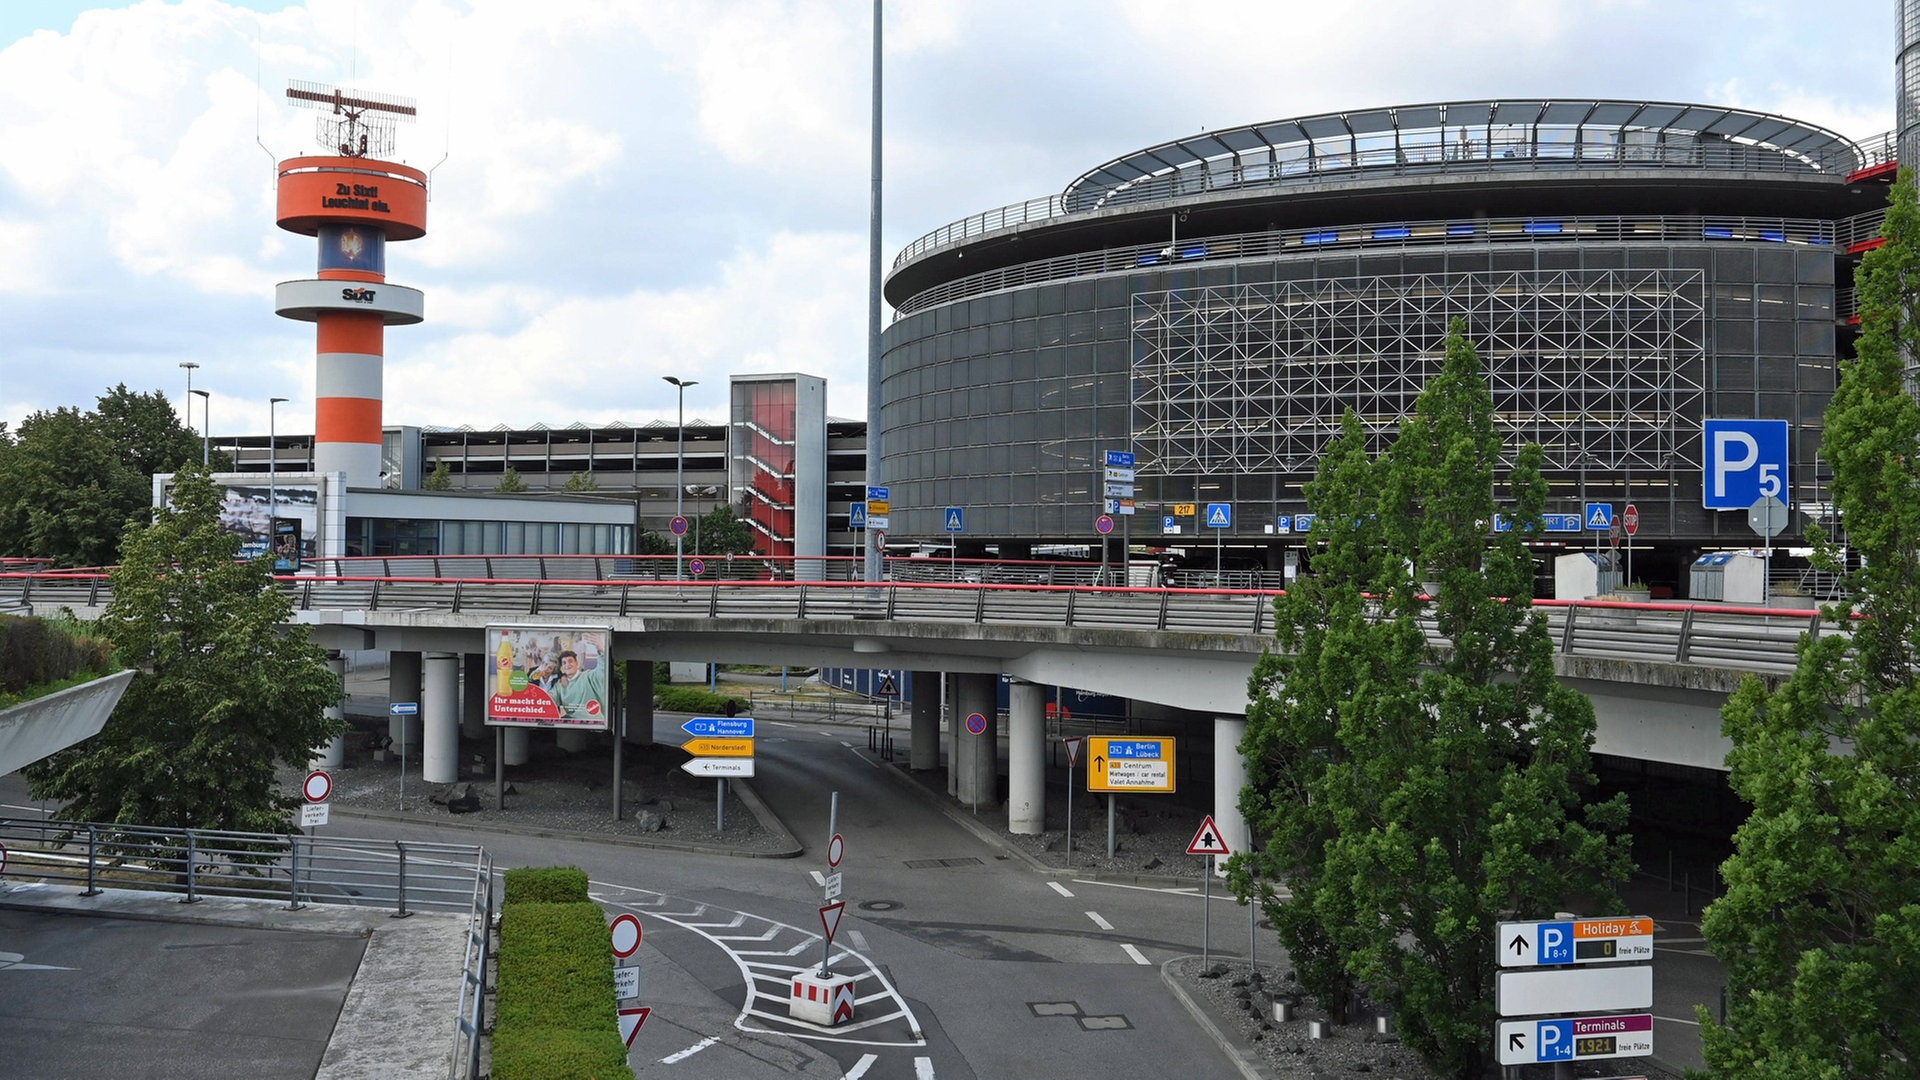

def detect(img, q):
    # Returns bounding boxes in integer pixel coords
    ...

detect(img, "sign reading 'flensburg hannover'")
[486,625,613,731]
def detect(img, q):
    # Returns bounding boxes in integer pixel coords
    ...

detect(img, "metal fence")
[0,817,494,1080]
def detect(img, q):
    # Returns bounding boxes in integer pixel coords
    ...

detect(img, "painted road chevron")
[593,883,925,1049]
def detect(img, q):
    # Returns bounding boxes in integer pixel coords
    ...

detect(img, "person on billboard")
[538,649,606,719]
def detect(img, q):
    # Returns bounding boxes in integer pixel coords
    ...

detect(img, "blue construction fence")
[819,668,1127,722]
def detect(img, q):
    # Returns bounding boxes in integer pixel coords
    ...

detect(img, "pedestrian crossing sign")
[1584,503,1614,530]
[1206,503,1232,528]
[945,507,964,532]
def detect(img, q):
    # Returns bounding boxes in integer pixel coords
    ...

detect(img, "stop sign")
[1623,504,1640,536]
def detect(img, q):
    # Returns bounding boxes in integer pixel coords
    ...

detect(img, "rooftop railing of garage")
[895,137,1863,269]
[891,213,1842,319]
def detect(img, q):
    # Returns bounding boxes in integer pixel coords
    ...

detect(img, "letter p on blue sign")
[1704,419,1788,510]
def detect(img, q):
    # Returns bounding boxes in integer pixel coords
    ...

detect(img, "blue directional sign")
[1206,503,1232,528]
[389,701,418,716]
[683,717,755,739]
[1584,503,1614,531]
[848,502,867,529]
[1494,513,1585,533]
[866,485,889,502]
[1105,450,1136,468]
[944,507,964,532]
[1704,418,1788,510]
[1105,740,1165,759]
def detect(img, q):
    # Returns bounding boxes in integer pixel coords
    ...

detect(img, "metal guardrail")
[0,818,494,1080]
[0,570,1839,678]
[893,212,1842,319]
[896,140,1863,267]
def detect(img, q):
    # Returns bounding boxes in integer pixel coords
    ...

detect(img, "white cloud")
[0,0,1899,439]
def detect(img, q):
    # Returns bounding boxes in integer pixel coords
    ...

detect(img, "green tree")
[494,466,528,493]
[422,460,453,490]
[0,385,201,567]
[1238,320,1631,1078]
[23,463,343,832]
[561,471,601,492]
[696,504,757,556]
[1698,172,1920,1079]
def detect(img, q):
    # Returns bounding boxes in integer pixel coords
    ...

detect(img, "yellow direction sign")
[1173,503,1197,517]
[682,737,755,757]
[1087,736,1176,793]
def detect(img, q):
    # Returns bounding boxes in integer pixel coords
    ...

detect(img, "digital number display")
[1574,939,1618,959]
[1575,1036,1617,1056]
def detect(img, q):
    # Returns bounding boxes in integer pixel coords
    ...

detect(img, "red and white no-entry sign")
[610,913,643,958]
[302,770,332,803]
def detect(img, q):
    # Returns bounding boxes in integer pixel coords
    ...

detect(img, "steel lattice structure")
[1131,269,1707,478]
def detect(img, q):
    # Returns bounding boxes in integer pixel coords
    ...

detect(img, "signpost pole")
[821,792,839,978]
[1107,796,1116,859]
[1066,746,1074,855]
[495,727,505,809]
[1202,854,1212,968]
[399,716,407,810]
[716,778,726,832]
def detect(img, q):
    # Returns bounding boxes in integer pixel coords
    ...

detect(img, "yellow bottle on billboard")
[495,632,515,696]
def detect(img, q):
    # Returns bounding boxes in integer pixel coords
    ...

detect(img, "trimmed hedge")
[655,685,736,715]
[491,867,629,1080]
[502,866,590,906]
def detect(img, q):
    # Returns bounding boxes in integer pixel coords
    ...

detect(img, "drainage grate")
[902,857,984,869]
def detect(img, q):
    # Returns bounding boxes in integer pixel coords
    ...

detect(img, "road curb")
[1158,955,1274,1080]
[330,779,805,859]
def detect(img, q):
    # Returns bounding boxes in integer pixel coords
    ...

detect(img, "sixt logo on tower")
[340,287,377,304]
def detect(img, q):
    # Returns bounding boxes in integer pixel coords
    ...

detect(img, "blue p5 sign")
[1704,419,1788,510]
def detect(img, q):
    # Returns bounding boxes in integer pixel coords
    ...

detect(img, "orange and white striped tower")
[274,83,426,488]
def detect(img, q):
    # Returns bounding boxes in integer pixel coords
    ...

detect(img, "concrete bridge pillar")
[953,673,999,808]
[310,651,346,769]
[623,660,655,747]
[1007,680,1046,834]
[909,670,941,771]
[556,727,594,753]
[503,726,530,766]
[389,651,423,750]
[461,653,485,740]
[423,652,460,783]
[1213,716,1251,873]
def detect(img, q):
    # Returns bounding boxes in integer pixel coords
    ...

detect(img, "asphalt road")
[0,708,1715,1078]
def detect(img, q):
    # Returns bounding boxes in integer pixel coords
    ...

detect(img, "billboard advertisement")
[487,625,613,730]
[160,479,320,568]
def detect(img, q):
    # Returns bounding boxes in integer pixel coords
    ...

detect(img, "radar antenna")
[286,80,416,159]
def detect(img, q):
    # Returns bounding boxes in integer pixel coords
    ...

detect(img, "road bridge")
[0,560,1838,852]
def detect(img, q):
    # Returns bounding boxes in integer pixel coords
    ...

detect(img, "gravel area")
[303,719,796,855]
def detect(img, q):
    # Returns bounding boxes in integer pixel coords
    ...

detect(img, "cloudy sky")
[0,0,1897,439]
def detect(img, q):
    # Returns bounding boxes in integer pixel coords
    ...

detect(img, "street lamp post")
[189,390,210,466]
[178,362,199,439]
[269,397,287,566]
[663,376,699,580]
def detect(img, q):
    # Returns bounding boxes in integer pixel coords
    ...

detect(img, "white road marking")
[811,870,827,886]
[849,930,871,951]
[661,1036,718,1063]
[1047,881,1074,898]
[1121,943,1150,965]
[1655,1014,1703,1027]
[844,1053,878,1078]
[840,740,854,747]
[915,1057,936,1079]
[1085,911,1113,931]
[848,747,878,767]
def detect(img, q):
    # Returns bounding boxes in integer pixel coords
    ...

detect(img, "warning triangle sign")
[1186,814,1232,856]
[618,1006,651,1048]
[820,901,846,945]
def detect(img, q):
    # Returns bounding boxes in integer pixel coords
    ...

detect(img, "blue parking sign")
[1704,419,1788,510]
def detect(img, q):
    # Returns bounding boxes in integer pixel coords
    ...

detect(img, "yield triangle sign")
[820,901,846,945]
[1064,736,1082,767]
[618,1006,651,1047]
[1186,814,1231,856]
